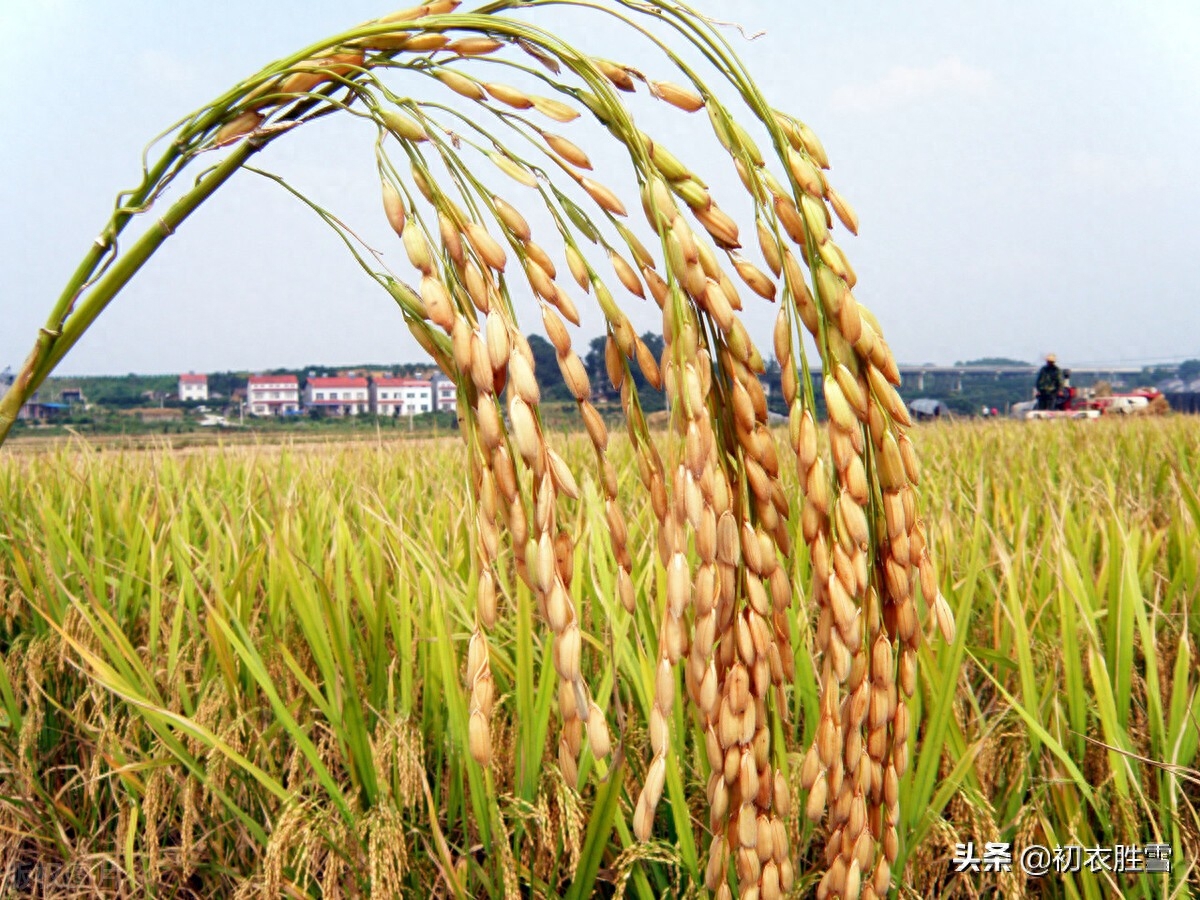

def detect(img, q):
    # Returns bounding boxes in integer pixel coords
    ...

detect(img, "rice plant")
[8,2,1189,899]
[1,421,1196,897]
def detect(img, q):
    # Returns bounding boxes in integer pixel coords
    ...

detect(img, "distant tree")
[526,334,569,401]
[85,375,174,407]
[1141,365,1176,384]
[207,371,243,398]
[762,357,781,385]
[955,357,1031,367]
[1178,359,1200,383]
[580,332,665,407]
[304,365,341,378]
[583,335,609,399]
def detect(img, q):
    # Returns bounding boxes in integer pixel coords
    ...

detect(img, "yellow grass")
[0,417,1196,897]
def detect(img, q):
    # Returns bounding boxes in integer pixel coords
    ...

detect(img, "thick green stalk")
[0,139,262,444]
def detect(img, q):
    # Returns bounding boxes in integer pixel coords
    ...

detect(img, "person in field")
[1056,369,1076,411]
[1035,354,1064,410]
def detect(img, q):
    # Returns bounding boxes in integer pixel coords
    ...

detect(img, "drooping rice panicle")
[0,4,962,897]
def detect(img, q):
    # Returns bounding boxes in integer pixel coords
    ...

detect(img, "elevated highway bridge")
[891,364,1145,392]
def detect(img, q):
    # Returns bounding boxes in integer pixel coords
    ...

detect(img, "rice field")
[0,416,1197,898]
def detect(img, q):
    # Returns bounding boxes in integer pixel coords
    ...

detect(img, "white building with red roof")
[372,377,432,416]
[306,376,369,415]
[246,374,300,416]
[431,372,457,412]
[178,372,208,402]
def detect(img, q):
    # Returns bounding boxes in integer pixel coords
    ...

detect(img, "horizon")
[16,353,1193,383]
[3,1,1198,379]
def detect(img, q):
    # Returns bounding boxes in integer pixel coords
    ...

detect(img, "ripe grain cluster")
[0,2,1196,898]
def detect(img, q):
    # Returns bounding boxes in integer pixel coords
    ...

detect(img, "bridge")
[892,364,1145,392]
[805,364,1147,391]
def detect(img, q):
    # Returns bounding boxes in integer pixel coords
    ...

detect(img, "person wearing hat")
[1035,354,1064,410]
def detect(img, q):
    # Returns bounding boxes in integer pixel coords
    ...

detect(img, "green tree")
[1178,358,1200,383]
[583,335,609,399]
[526,334,569,401]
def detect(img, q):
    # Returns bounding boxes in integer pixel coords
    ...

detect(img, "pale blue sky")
[2,1,1198,376]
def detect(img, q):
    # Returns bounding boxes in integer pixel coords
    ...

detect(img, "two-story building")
[431,372,457,412]
[247,374,300,416]
[178,373,208,402]
[306,376,369,415]
[372,377,433,416]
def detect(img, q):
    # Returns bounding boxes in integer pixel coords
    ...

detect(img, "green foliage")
[1,419,1197,897]
[954,357,1032,367]
[3,1,1195,896]
[1177,359,1200,383]
[526,334,570,402]
[582,332,666,411]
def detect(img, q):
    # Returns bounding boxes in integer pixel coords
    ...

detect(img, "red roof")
[248,374,298,385]
[179,373,207,384]
[374,378,431,388]
[308,377,368,389]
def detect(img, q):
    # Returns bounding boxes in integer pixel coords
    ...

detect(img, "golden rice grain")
[214,110,262,145]
[492,196,531,241]
[380,109,428,142]
[733,256,776,300]
[468,709,492,765]
[594,58,636,91]
[580,177,628,216]
[448,36,503,56]
[484,82,533,109]
[651,80,705,111]
[786,148,824,198]
[508,395,540,464]
[532,95,580,122]
[488,152,539,187]
[433,68,486,100]
[403,220,433,273]
[827,186,860,235]
[465,222,507,271]
[420,274,455,331]
[381,180,406,235]
[405,33,451,52]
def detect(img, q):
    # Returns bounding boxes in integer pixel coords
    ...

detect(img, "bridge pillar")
[917,371,925,391]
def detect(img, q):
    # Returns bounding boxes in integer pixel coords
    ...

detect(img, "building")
[372,377,432,416]
[16,392,69,421]
[178,373,208,402]
[306,376,369,415]
[431,372,457,412]
[246,374,300,416]
[1,371,68,421]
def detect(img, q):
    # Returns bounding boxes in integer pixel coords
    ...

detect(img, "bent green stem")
[0,140,261,444]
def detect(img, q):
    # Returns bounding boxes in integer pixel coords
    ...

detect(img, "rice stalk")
[0,3,983,897]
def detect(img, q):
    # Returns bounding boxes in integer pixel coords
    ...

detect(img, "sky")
[1,0,1198,377]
